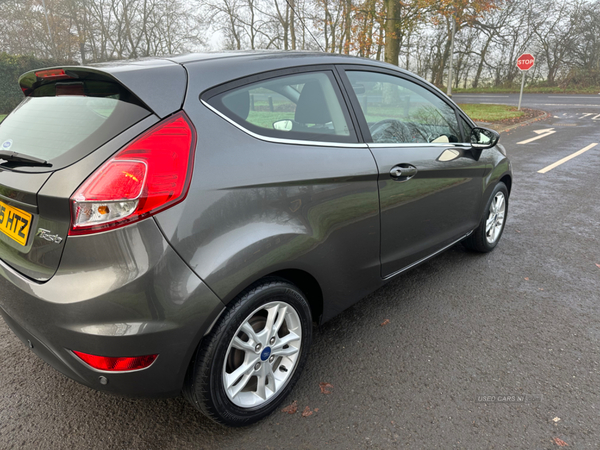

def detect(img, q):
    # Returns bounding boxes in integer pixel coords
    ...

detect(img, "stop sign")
[517,53,535,71]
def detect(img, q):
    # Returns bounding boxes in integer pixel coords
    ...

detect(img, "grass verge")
[455,86,600,95]
[0,114,6,123]
[457,103,524,122]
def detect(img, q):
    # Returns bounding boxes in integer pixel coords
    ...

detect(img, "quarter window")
[206,71,356,143]
[346,71,461,144]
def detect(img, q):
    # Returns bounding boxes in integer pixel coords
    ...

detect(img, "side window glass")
[347,71,460,144]
[459,116,474,143]
[207,71,355,143]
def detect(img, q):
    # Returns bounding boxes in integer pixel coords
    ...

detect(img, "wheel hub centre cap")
[260,346,272,361]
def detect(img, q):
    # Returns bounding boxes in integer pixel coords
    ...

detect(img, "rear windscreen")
[0,80,151,170]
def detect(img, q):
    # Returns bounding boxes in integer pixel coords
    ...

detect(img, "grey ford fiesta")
[0,51,511,426]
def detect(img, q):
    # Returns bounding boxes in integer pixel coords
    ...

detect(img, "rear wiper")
[0,151,51,167]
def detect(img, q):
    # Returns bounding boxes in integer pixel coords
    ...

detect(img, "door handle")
[390,164,417,181]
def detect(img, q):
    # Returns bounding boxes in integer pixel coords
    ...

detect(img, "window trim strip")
[201,100,370,149]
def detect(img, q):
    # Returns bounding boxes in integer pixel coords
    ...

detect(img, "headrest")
[295,81,331,125]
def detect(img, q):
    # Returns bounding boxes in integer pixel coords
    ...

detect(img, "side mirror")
[273,119,293,131]
[470,127,499,149]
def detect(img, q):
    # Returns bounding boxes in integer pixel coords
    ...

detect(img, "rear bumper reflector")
[72,350,158,372]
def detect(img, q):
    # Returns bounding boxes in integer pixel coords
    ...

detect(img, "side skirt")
[382,231,473,281]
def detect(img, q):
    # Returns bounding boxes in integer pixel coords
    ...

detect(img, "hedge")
[0,53,63,114]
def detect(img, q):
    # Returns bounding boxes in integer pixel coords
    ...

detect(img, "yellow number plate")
[0,201,33,246]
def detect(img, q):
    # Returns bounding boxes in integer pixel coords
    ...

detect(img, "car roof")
[88,50,406,74]
[166,50,391,68]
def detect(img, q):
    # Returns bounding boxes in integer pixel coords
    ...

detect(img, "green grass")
[0,114,6,123]
[454,86,600,95]
[457,103,524,122]
[247,110,295,129]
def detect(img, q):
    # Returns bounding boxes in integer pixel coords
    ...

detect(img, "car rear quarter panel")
[154,62,383,322]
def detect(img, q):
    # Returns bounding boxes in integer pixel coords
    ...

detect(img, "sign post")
[517,53,535,111]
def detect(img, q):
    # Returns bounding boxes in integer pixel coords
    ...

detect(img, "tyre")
[183,278,312,426]
[462,182,508,252]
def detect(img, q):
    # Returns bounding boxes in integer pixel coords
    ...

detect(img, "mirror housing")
[470,127,500,149]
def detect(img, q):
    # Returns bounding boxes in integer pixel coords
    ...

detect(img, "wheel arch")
[500,174,512,195]
[216,267,324,326]
[268,269,324,324]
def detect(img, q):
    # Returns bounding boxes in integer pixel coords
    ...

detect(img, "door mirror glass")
[273,119,293,131]
[470,127,499,149]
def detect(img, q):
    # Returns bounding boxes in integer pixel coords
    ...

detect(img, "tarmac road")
[1,95,599,449]
[453,92,600,108]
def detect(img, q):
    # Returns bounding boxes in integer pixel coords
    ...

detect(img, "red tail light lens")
[73,350,158,371]
[35,68,70,80]
[70,111,196,235]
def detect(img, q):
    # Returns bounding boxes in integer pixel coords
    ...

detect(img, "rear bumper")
[0,218,224,397]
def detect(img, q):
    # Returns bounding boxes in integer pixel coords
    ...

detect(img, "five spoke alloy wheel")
[183,278,312,426]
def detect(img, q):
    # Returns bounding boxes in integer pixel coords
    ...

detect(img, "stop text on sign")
[517,53,535,71]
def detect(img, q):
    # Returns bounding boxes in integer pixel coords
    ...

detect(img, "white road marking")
[593,114,600,120]
[543,103,600,107]
[538,143,598,174]
[580,113,595,119]
[455,95,510,97]
[517,128,556,145]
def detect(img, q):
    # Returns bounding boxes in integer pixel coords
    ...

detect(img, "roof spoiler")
[19,60,187,119]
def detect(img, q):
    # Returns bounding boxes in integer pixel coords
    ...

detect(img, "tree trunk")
[384,0,400,65]
[473,36,492,89]
[344,0,351,54]
[289,0,296,50]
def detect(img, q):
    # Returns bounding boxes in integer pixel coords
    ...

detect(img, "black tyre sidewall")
[468,182,509,252]
[187,279,312,426]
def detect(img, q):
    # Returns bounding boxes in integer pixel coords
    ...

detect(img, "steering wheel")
[369,119,412,144]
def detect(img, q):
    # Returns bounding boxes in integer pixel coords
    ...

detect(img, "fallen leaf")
[524,277,529,281]
[319,382,334,394]
[596,263,600,269]
[553,437,568,447]
[302,406,313,417]
[281,400,298,414]
[553,417,561,423]
[380,319,390,327]
[539,288,544,291]
[314,408,319,412]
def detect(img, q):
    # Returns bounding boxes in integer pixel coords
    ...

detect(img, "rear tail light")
[35,68,71,80]
[69,111,196,235]
[73,350,158,371]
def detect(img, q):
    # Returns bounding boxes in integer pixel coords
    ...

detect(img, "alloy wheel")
[223,301,302,408]
[485,191,506,244]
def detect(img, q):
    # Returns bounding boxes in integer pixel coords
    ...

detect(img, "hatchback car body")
[0,51,511,426]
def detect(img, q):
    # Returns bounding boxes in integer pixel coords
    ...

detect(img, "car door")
[338,67,486,278]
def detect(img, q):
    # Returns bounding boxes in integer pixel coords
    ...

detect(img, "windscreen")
[0,80,151,170]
